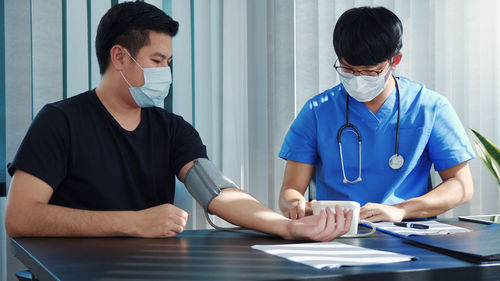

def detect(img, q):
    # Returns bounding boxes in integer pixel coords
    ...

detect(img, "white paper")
[373,221,471,237]
[252,241,413,269]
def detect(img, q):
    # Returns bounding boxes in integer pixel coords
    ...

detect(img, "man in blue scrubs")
[278,7,475,222]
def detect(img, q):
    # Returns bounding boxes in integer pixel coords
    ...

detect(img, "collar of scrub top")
[337,75,404,184]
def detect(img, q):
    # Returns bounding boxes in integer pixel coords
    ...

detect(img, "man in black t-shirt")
[5,1,352,241]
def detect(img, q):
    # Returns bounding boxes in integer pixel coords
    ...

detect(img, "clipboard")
[405,223,500,263]
[371,221,470,237]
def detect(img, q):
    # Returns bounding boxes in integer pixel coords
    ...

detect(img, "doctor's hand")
[279,190,315,220]
[284,206,353,241]
[129,204,189,238]
[360,202,405,222]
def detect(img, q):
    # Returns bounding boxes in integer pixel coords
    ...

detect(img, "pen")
[393,222,429,229]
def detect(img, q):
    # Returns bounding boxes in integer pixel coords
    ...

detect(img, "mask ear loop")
[123,48,144,71]
[120,48,144,88]
[119,71,133,88]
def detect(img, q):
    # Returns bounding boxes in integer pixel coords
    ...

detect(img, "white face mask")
[339,66,392,102]
[120,49,172,108]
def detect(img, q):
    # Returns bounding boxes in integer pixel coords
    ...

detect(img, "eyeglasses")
[334,59,390,81]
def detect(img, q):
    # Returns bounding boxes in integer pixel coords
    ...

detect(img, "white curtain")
[171,0,297,229]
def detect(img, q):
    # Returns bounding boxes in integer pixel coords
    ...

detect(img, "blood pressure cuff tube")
[184,158,239,212]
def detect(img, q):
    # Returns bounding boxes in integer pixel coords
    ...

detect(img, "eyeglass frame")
[333,59,392,78]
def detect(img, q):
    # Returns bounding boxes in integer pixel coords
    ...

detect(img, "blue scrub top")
[279,77,475,206]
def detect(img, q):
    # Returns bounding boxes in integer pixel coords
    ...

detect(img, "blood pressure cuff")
[184,158,239,212]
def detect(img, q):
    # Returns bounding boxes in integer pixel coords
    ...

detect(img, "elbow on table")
[5,206,31,238]
[5,215,22,238]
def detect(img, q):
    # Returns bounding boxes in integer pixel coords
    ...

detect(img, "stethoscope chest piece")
[389,154,404,170]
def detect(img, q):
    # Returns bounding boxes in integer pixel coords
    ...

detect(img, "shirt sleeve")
[278,100,318,165]
[7,105,70,189]
[172,116,208,174]
[427,96,475,171]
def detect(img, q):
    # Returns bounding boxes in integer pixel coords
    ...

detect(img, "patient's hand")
[130,204,189,238]
[285,206,353,241]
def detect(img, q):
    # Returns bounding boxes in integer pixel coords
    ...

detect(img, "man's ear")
[110,45,127,71]
[391,52,402,70]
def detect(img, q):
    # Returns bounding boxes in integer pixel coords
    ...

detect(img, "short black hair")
[95,1,179,74]
[333,6,403,66]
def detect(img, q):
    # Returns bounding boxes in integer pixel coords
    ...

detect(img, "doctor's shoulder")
[303,84,344,111]
[401,77,450,109]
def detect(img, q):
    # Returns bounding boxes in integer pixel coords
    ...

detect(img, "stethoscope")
[337,75,404,184]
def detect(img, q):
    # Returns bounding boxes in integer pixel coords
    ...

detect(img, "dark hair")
[95,1,179,74]
[333,7,403,66]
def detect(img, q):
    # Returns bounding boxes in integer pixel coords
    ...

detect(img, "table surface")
[11,219,500,281]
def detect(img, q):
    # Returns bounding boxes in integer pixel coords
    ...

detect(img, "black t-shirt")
[7,90,207,211]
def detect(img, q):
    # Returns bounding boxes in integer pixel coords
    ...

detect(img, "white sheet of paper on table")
[252,241,414,269]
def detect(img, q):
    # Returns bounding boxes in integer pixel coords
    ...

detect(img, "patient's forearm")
[6,202,133,237]
[208,188,292,239]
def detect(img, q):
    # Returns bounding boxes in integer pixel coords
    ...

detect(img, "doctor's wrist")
[392,203,409,221]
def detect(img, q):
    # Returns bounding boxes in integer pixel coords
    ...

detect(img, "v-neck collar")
[340,84,397,130]
[90,90,146,134]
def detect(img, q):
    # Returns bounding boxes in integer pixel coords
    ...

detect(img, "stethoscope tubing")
[338,75,402,184]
